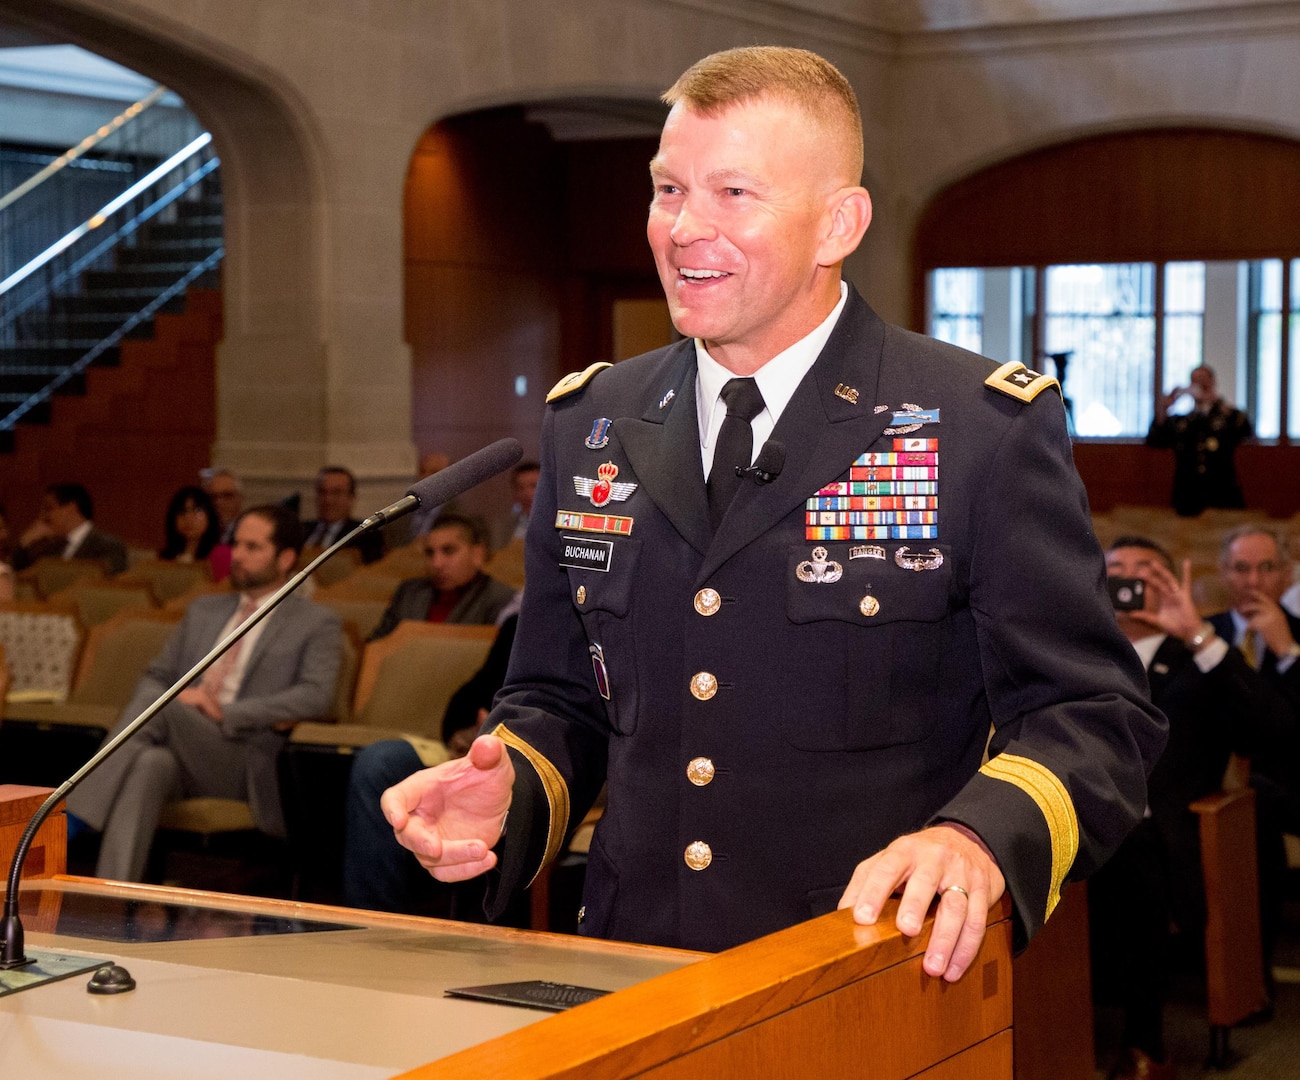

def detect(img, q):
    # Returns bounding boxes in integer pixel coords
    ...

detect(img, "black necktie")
[707,377,766,530]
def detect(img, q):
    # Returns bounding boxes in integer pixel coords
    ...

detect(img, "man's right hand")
[381,733,515,882]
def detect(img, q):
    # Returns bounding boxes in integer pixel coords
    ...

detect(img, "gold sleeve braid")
[494,724,571,882]
[979,753,1079,920]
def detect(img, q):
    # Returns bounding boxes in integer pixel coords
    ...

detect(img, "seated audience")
[368,514,516,641]
[1090,535,1293,1080]
[1208,525,1300,978]
[161,484,230,581]
[403,451,453,542]
[202,467,245,545]
[301,465,384,564]
[66,505,342,882]
[343,610,519,914]
[11,482,128,575]
[493,460,540,549]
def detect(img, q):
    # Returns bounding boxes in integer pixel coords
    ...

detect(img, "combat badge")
[796,546,843,583]
[894,546,944,571]
[585,417,612,449]
[575,461,637,508]
[984,361,1061,403]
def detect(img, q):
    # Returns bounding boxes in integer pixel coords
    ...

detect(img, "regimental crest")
[574,461,637,508]
[585,417,612,450]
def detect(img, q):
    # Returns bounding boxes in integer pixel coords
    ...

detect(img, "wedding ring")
[943,884,969,900]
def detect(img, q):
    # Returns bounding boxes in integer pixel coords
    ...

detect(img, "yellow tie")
[1241,630,1261,670]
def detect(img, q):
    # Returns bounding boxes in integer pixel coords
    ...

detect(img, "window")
[924,258,1297,441]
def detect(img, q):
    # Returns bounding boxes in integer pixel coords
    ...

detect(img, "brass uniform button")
[576,585,587,605]
[686,757,715,786]
[859,593,879,617]
[684,841,713,871]
[690,672,718,700]
[693,588,721,616]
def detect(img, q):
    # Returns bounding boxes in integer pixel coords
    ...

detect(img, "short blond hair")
[662,46,863,183]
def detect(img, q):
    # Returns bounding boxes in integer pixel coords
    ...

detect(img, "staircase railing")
[0,99,222,434]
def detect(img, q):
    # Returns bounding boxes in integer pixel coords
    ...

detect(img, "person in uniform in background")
[378,45,1166,978]
[1146,365,1253,517]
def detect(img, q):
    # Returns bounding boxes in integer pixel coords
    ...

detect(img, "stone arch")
[0,0,330,475]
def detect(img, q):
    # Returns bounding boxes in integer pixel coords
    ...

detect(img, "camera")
[1107,576,1147,612]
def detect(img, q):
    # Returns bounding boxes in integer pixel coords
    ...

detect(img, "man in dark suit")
[301,465,385,564]
[377,46,1166,976]
[68,505,342,882]
[11,482,128,575]
[367,513,517,641]
[1208,524,1300,978]
[1089,536,1293,1080]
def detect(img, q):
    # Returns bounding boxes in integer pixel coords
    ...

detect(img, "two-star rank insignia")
[984,361,1061,403]
[575,461,637,507]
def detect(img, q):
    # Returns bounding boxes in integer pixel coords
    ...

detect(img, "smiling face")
[647,95,870,374]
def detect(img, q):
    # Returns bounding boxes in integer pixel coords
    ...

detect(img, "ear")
[277,547,298,577]
[816,186,872,268]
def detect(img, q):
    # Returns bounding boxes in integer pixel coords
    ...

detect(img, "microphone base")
[0,947,106,997]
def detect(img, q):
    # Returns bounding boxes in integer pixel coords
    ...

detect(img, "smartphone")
[1108,576,1147,611]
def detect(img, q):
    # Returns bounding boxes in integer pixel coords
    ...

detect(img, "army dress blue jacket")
[484,287,1168,953]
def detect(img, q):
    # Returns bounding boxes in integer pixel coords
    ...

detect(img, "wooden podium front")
[1,875,1012,1079]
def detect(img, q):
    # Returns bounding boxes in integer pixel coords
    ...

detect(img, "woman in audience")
[158,485,228,578]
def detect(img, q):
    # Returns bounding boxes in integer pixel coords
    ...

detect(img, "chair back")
[314,570,402,603]
[22,557,105,599]
[70,584,156,627]
[0,605,84,701]
[353,622,495,739]
[0,643,10,721]
[69,609,182,708]
[301,545,362,588]
[316,597,389,641]
[330,628,362,724]
[484,538,526,590]
[118,559,212,604]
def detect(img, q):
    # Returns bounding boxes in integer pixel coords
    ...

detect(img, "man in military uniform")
[381,46,1166,980]
[1146,365,1253,517]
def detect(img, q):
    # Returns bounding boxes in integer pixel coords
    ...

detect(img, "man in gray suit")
[368,513,517,641]
[68,505,342,882]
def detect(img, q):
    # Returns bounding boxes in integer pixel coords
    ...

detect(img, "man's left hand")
[837,822,1004,982]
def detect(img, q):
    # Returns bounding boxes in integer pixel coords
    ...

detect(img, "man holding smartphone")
[1091,535,1292,1080]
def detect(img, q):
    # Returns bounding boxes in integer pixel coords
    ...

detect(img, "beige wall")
[1,0,1295,508]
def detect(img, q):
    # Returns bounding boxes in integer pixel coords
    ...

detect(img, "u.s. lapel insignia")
[796,546,843,583]
[585,417,612,450]
[658,388,676,410]
[834,383,860,405]
[859,590,880,617]
[575,461,637,508]
[985,361,1061,403]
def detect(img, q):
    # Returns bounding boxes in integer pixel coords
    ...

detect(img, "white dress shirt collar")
[63,519,93,559]
[694,281,848,477]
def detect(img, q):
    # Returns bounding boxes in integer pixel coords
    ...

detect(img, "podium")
[2,873,1012,1079]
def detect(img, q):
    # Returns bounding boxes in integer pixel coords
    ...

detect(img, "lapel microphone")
[735,440,785,484]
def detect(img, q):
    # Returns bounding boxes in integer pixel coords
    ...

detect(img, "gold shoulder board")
[984,361,1061,403]
[546,362,613,403]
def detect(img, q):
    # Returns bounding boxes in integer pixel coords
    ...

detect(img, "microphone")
[0,437,523,978]
[361,437,524,528]
[735,440,785,484]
